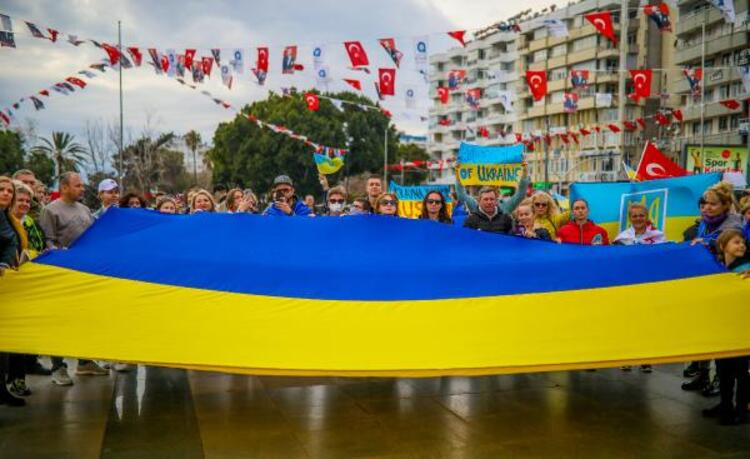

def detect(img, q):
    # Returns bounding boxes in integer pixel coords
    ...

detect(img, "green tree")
[208,90,397,198]
[24,150,55,185]
[114,133,176,192]
[393,142,430,185]
[0,130,26,175]
[31,131,87,179]
[184,130,202,184]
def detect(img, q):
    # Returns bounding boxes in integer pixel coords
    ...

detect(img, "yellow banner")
[458,163,523,187]
[398,201,454,219]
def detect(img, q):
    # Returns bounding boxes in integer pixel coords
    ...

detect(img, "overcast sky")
[0,0,555,164]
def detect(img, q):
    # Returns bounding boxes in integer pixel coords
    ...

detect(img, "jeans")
[716,357,749,414]
[51,357,93,371]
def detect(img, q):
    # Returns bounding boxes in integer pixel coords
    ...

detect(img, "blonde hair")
[155,196,177,211]
[13,181,33,198]
[627,202,648,215]
[0,176,28,253]
[703,182,736,212]
[190,189,216,212]
[531,191,560,218]
[716,228,746,264]
[328,186,348,201]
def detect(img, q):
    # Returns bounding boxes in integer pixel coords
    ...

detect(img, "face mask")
[329,203,344,213]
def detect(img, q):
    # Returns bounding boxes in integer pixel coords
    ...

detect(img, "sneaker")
[640,365,653,373]
[621,366,632,371]
[683,362,699,378]
[701,376,720,397]
[99,361,113,370]
[113,363,132,372]
[681,375,707,391]
[75,361,109,376]
[8,378,31,397]
[51,367,73,386]
[0,386,26,407]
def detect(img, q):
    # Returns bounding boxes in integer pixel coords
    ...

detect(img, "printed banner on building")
[685,145,748,176]
[389,181,453,218]
[457,142,524,187]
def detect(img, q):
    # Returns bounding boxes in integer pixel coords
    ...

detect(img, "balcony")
[498,51,519,63]
[675,7,725,36]
[676,31,749,64]
[681,102,743,121]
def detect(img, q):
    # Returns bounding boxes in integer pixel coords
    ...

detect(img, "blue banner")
[457,142,524,165]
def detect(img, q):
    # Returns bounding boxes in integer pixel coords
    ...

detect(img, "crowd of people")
[1,166,749,425]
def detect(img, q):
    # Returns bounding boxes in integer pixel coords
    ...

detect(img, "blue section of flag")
[458,142,524,165]
[389,182,452,202]
[34,208,722,301]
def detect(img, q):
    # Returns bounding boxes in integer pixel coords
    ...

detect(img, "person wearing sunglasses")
[530,191,569,238]
[325,186,348,216]
[419,190,451,224]
[375,193,399,217]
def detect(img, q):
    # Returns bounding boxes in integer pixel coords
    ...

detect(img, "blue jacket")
[263,198,312,217]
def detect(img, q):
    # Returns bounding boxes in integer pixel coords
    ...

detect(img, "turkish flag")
[201,57,214,77]
[102,43,122,65]
[607,123,621,133]
[515,133,523,143]
[437,86,449,104]
[654,112,669,126]
[127,47,142,66]
[479,127,490,138]
[344,41,369,68]
[304,93,319,111]
[39,89,50,97]
[184,49,196,70]
[381,108,392,118]
[636,117,646,129]
[160,55,170,73]
[378,68,396,96]
[579,128,591,136]
[629,69,652,101]
[438,119,452,126]
[525,70,547,101]
[570,133,579,144]
[585,11,617,44]
[448,30,466,46]
[256,47,269,72]
[47,28,59,42]
[636,141,687,180]
[672,108,683,122]
[720,99,740,110]
[65,77,87,88]
[343,79,362,91]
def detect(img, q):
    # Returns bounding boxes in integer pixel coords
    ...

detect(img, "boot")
[0,383,26,407]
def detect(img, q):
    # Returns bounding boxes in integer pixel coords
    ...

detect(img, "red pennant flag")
[437,86,449,104]
[304,93,319,111]
[636,117,646,129]
[343,41,369,68]
[720,99,740,110]
[342,79,362,91]
[381,108,392,118]
[544,133,552,144]
[623,121,638,131]
[525,70,547,101]
[127,47,142,66]
[585,11,617,44]
[628,69,652,101]
[570,133,580,144]
[580,128,591,136]
[478,127,490,138]
[256,47,269,72]
[447,30,466,47]
[221,102,231,109]
[594,126,602,133]
[184,49,196,70]
[607,123,621,133]
[160,55,169,73]
[559,133,570,144]
[201,57,214,77]
[672,109,683,122]
[378,68,396,96]
[514,133,522,143]
[0,111,10,127]
[636,141,687,180]
[438,118,452,126]
[39,89,50,97]
[47,28,59,42]
[65,77,87,88]
[654,112,670,126]
[102,44,122,65]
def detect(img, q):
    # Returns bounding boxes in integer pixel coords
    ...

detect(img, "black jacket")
[463,208,513,234]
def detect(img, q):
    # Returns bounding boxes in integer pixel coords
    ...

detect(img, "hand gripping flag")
[585,11,617,44]
[304,93,319,111]
[447,30,466,46]
[526,70,547,101]
[644,3,672,32]
[127,47,142,66]
[437,86,449,105]
[628,69,652,101]
[378,68,396,96]
[636,141,687,180]
[344,41,369,68]
[379,38,403,68]
[570,69,589,89]
[343,79,362,91]
[683,67,702,97]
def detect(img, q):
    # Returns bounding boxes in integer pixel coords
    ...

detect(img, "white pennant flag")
[220,64,233,89]
[312,44,326,68]
[413,36,429,82]
[166,49,177,77]
[315,65,332,89]
[542,19,568,38]
[709,0,737,24]
[595,93,613,107]
[230,49,244,74]
[405,85,417,109]
[740,66,750,94]
[331,99,344,112]
[497,91,514,112]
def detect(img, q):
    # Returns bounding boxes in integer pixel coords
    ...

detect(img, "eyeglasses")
[534,202,548,207]
[426,199,443,205]
[380,200,397,206]
[276,188,293,194]
[329,199,345,204]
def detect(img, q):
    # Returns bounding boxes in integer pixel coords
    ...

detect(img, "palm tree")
[32,132,88,181]
[183,130,202,184]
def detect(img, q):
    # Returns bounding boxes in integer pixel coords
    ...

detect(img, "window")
[533,49,548,62]
[627,33,637,46]
[719,116,729,131]
[719,84,730,99]
[730,115,740,129]
[572,36,596,52]
[549,68,567,81]
[478,49,486,60]
[550,92,564,103]
[551,44,567,57]
[533,27,548,40]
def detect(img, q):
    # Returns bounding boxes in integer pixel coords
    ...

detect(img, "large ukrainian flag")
[0,208,748,377]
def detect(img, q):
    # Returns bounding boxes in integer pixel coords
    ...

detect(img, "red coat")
[558,220,610,245]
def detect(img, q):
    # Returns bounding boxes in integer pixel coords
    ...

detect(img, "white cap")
[98,178,119,192]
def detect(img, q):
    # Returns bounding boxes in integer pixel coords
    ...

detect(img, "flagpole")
[118,20,124,188]
[383,123,389,189]
[699,21,706,166]
[616,0,629,178]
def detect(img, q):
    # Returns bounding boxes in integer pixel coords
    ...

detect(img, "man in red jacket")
[558,199,609,245]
